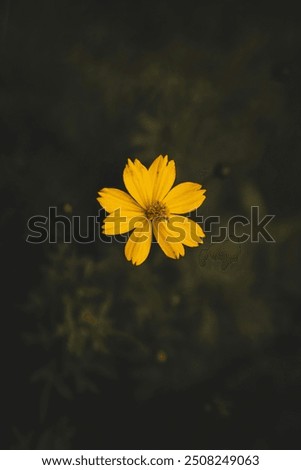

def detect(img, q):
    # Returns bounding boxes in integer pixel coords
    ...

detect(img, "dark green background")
[1,0,301,449]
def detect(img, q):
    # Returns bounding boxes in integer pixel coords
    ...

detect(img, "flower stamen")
[145,201,169,221]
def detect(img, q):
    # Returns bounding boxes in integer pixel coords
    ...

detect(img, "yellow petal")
[148,155,176,202]
[125,219,152,265]
[163,182,206,214]
[168,215,205,247]
[97,188,143,214]
[153,219,185,259]
[123,159,152,209]
[102,210,146,235]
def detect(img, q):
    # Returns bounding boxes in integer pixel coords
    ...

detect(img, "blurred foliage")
[1,0,301,449]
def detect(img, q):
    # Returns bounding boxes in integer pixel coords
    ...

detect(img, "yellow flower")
[97,155,206,266]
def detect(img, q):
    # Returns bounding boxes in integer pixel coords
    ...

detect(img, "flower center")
[145,201,169,221]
